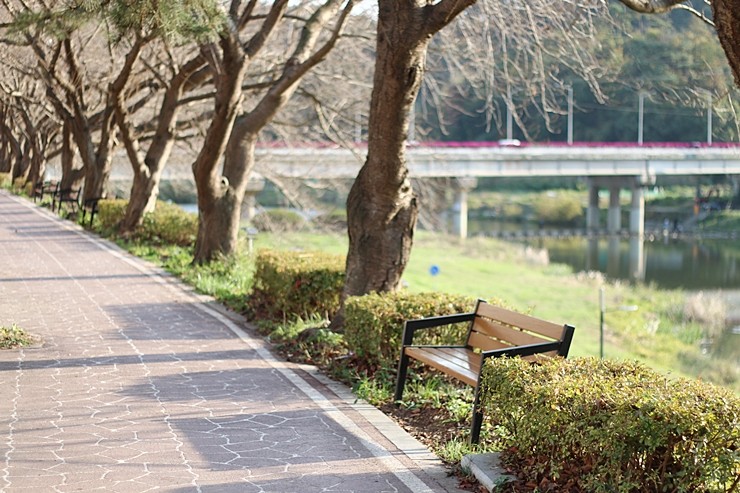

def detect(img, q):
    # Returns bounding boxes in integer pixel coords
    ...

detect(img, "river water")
[468,220,740,374]
[510,235,740,291]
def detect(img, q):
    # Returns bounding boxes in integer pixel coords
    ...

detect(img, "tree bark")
[192,32,250,263]
[340,0,475,312]
[712,0,740,88]
[60,122,84,191]
[0,122,21,178]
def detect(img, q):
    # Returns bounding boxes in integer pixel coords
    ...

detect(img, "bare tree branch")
[617,0,686,13]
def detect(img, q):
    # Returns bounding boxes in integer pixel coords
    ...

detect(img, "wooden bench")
[52,187,81,216]
[394,299,575,443]
[32,180,59,203]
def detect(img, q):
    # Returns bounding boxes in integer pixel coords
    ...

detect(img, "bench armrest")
[401,312,475,347]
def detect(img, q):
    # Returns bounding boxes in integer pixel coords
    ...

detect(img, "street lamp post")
[599,287,638,359]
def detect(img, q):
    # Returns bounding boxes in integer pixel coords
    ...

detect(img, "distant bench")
[394,299,575,443]
[52,187,81,216]
[32,180,59,203]
[81,198,100,227]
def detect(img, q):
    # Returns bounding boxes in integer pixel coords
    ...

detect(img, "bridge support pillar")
[451,177,477,239]
[607,186,622,234]
[590,176,650,236]
[586,184,600,231]
[731,175,740,207]
[630,185,645,237]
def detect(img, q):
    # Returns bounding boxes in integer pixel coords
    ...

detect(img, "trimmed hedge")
[97,199,129,231]
[140,201,197,246]
[344,292,478,369]
[96,199,196,246]
[481,357,740,492]
[248,249,345,322]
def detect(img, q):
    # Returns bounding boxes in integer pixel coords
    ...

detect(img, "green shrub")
[0,173,11,189]
[248,249,345,322]
[481,357,740,492]
[251,209,308,233]
[533,192,583,224]
[140,201,197,246]
[344,292,477,370]
[96,199,129,231]
[95,199,196,246]
[11,177,29,195]
[501,202,524,219]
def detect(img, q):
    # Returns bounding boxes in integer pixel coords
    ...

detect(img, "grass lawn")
[254,230,738,393]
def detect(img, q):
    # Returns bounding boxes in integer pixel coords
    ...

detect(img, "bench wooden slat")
[473,317,551,347]
[476,302,565,340]
[406,347,480,373]
[405,347,480,386]
[466,331,512,352]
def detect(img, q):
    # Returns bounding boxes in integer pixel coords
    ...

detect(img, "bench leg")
[469,386,484,444]
[394,352,410,404]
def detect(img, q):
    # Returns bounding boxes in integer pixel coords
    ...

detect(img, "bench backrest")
[465,300,570,357]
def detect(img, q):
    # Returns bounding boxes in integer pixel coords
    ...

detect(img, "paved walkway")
[0,191,462,493]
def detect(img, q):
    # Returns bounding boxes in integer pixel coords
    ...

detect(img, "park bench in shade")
[52,187,81,216]
[81,198,101,227]
[32,180,59,203]
[394,299,575,443]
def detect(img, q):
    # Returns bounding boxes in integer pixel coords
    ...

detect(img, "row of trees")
[1,0,739,325]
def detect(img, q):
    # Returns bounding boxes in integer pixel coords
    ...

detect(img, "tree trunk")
[341,6,429,301]
[120,56,208,233]
[26,131,48,189]
[335,0,475,328]
[1,126,21,178]
[60,122,84,191]
[83,154,112,199]
[192,34,249,263]
[193,128,257,261]
[712,0,740,87]
[121,170,160,229]
[194,187,243,260]
[15,141,32,183]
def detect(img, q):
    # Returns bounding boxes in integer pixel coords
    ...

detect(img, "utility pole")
[706,91,713,145]
[638,92,645,146]
[506,85,513,140]
[567,85,574,145]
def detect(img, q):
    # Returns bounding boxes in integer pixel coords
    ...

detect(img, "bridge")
[254,142,740,238]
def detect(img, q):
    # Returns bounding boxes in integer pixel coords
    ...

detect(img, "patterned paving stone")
[0,192,461,493]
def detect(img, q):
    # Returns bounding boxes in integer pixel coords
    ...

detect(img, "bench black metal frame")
[81,198,101,227]
[33,180,59,203]
[394,299,575,443]
[52,187,81,216]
